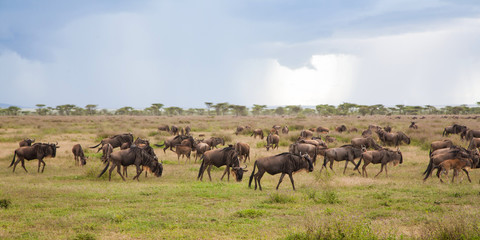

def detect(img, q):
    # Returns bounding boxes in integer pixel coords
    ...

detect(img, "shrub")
[73,233,96,240]
[265,193,296,204]
[0,199,11,209]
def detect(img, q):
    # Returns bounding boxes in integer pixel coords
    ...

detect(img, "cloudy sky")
[1,0,480,109]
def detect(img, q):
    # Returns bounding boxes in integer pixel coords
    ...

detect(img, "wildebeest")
[442,124,467,137]
[361,129,372,138]
[184,126,191,135]
[235,125,251,135]
[468,138,480,151]
[193,141,211,162]
[351,137,381,150]
[90,133,134,151]
[266,134,280,151]
[19,138,35,147]
[248,152,313,191]
[158,124,170,132]
[384,126,392,132]
[123,143,159,178]
[251,129,264,139]
[297,137,327,148]
[316,126,329,134]
[324,135,336,143]
[204,137,225,149]
[170,125,179,135]
[180,136,195,148]
[348,127,358,133]
[409,122,418,129]
[197,147,247,182]
[9,143,59,173]
[335,125,347,133]
[430,140,453,152]
[380,131,410,147]
[282,126,289,134]
[100,143,113,163]
[300,130,313,139]
[270,128,279,135]
[437,157,473,183]
[155,135,190,153]
[465,129,480,142]
[234,142,250,162]
[423,146,479,182]
[320,145,364,174]
[98,145,163,181]
[289,143,317,164]
[354,148,403,178]
[175,145,192,163]
[72,144,87,166]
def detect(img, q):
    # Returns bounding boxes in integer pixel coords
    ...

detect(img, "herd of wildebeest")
[7,120,480,190]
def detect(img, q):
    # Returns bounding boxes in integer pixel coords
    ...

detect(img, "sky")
[1,0,480,109]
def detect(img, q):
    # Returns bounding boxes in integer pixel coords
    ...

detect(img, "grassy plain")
[0,115,480,239]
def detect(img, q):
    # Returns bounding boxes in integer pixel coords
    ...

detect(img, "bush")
[0,199,11,209]
[265,193,296,204]
[73,233,96,240]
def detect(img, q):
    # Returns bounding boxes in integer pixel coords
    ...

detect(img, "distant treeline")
[1,102,480,116]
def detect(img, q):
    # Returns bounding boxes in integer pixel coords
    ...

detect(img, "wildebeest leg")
[123,166,128,178]
[133,165,143,181]
[288,173,295,191]
[220,167,230,181]
[343,161,349,174]
[117,165,126,181]
[362,162,370,177]
[40,159,46,173]
[38,159,42,173]
[462,169,472,183]
[329,160,335,173]
[276,173,286,190]
[13,157,27,173]
[207,165,213,181]
[375,164,385,178]
[351,160,361,174]
[108,163,116,181]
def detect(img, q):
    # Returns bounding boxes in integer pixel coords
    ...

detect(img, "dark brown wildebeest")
[320,145,364,174]
[308,127,316,132]
[266,134,280,151]
[289,143,317,164]
[19,138,35,147]
[170,125,179,136]
[465,129,480,142]
[193,141,210,162]
[316,126,329,134]
[100,143,113,163]
[361,129,372,138]
[98,146,163,181]
[282,126,289,134]
[384,126,392,132]
[197,147,247,182]
[184,126,191,135]
[9,143,59,173]
[248,152,313,191]
[180,135,195,148]
[348,127,358,133]
[174,145,192,163]
[234,142,250,163]
[430,140,453,153]
[468,138,480,151]
[423,146,479,181]
[251,129,264,139]
[409,122,418,129]
[297,137,327,148]
[437,158,473,183]
[379,131,410,147]
[90,133,134,151]
[324,135,336,143]
[335,125,347,133]
[123,143,159,178]
[300,130,313,139]
[204,137,225,149]
[155,135,190,153]
[442,124,467,137]
[72,144,87,166]
[354,148,403,178]
[351,137,381,150]
[158,124,170,132]
[235,125,251,135]
[120,142,131,150]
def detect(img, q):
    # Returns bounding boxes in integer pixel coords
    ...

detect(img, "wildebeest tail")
[197,155,205,180]
[90,142,102,149]
[442,128,446,137]
[98,161,110,178]
[354,155,363,170]
[248,161,257,188]
[423,157,433,177]
[154,143,165,147]
[322,151,328,167]
[9,151,17,167]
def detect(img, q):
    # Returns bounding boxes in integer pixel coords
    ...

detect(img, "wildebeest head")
[232,164,248,182]
[46,142,60,157]
[151,161,163,177]
[301,153,314,172]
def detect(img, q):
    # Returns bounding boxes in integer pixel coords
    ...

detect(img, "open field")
[1,115,480,239]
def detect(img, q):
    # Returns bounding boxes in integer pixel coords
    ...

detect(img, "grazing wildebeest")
[204,137,225,149]
[423,146,479,181]
[72,144,87,166]
[409,122,418,129]
[272,125,282,131]
[19,138,35,147]
[251,129,264,139]
[380,132,410,147]
[442,124,467,137]
[438,158,473,183]
[289,143,317,164]
[282,126,289,134]
[384,126,392,132]
[158,124,170,132]
[351,137,381,150]
[348,127,358,133]
[335,125,347,133]
[175,145,192,163]
[468,138,480,151]
[9,143,59,173]
[320,145,364,174]
[297,137,327,148]
[90,133,134,151]
[324,135,336,143]
[123,143,158,178]
[98,146,163,181]
[100,143,113,163]
[248,152,313,191]
[316,126,329,134]
[300,130,313,139]
[430,140,454,153]
[465,129,480,142]
[155,135,190,153]
[170,125,179,135]
[354,148,403,178]
[235,125,251,135]
[234,142,250,163]
[193,141,210,162]
[197,147,247,182]
[266,134,280,151]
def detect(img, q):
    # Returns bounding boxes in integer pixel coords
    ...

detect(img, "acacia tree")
[151,103,164,116]
[251,104,267,116]
[205,102,213,116]
[36,104,47,116]
[85,104,97,115]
